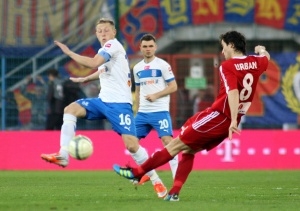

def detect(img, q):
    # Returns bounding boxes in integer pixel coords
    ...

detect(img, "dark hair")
[140,33,156,43]
[47,68,59,77]
[219,31,246,55]
[97,18,115,27]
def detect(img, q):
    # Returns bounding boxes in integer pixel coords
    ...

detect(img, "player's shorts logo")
[82,101,89,107]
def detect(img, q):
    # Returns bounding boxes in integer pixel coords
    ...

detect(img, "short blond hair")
[96,18,115,27]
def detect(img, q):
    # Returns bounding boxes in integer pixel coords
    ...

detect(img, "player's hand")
[254,45,266,54]
[54,40,71,55]
[145,94,157,102]
[228,120,241,140]
[70,77,86,83]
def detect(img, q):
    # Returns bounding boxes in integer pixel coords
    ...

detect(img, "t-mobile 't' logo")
[216,138,240,162]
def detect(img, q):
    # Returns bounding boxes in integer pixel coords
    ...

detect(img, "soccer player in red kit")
[113,30,270,201]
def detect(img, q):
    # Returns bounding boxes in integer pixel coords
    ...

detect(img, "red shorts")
[179,108,233,151]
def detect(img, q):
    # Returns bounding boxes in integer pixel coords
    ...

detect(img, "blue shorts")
[135,111,173,139]
[76,98,136,136]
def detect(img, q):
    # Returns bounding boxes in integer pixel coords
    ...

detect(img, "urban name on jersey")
[234,61,257,71]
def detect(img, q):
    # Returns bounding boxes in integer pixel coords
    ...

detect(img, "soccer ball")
[68,135,93,160]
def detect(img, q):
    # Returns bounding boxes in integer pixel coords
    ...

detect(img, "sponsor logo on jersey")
[105,43,111,48]
[141,79,159,86]
[144,65,150,70]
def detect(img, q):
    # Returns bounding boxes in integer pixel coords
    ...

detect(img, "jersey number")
[159,119,169,129]
[119,114,131,126]
[240,73,253,101]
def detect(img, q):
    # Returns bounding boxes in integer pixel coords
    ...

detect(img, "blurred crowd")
[10,68,107,130]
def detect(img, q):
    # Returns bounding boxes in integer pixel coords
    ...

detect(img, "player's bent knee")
[64,102,85,116]
[161,136,173,146]
[166,138,190,155]
[125,143,139,153]
[122,135,140,153]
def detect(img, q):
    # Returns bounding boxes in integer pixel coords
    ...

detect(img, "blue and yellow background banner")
[1,0,300,55]
[245,52,300,127]
[119,0,300,53]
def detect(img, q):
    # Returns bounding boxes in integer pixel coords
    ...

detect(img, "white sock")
[169,154,178,179]
[59,114,77,159]
[130,146,161,184]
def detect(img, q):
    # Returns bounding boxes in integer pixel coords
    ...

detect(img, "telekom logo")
[216,138,240,162]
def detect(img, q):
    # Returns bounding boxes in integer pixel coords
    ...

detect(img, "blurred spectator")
[62,79,85,107]
[193,85,214,114]
[46,69,64,130]
[6,91,20,129]
[20,75,47,130]
[193,89,206,114]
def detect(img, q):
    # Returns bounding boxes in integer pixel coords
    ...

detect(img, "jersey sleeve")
[133,64,140,85]
[97,40,116,62]
[161,60,175,82]
[258,56,269,73]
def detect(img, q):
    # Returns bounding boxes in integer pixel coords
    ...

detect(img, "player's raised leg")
[124,135,167,198]
[114,137,189,200]
[161,135,178,179]
[41,102,85,167]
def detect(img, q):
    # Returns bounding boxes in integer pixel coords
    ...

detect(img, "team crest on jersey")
[105,43,111,48]
[282,56,300,114]
[151,69,156,77]
[144,65,150,70]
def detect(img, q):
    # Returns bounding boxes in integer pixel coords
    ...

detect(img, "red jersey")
[211,55,269,120]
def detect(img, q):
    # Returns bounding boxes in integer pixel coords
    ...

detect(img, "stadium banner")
[224,0,254,23]
[2,0,300,56]
[119,0,163,53]
[284,0,300,33]
[160,0,193,30]
[0,130,299,170]
[118,0,300,54]
[0,0,105,56]
[191,0,224,24]
[254,0,289,29]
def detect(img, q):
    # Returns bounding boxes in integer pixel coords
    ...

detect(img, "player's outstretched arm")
[54,40,105,69]
[70,71,100,83]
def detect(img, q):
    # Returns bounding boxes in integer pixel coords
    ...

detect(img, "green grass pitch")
[0,170,299,211]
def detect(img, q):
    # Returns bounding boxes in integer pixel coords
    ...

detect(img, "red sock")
[169,153,194,195]
[132,148,173,177]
